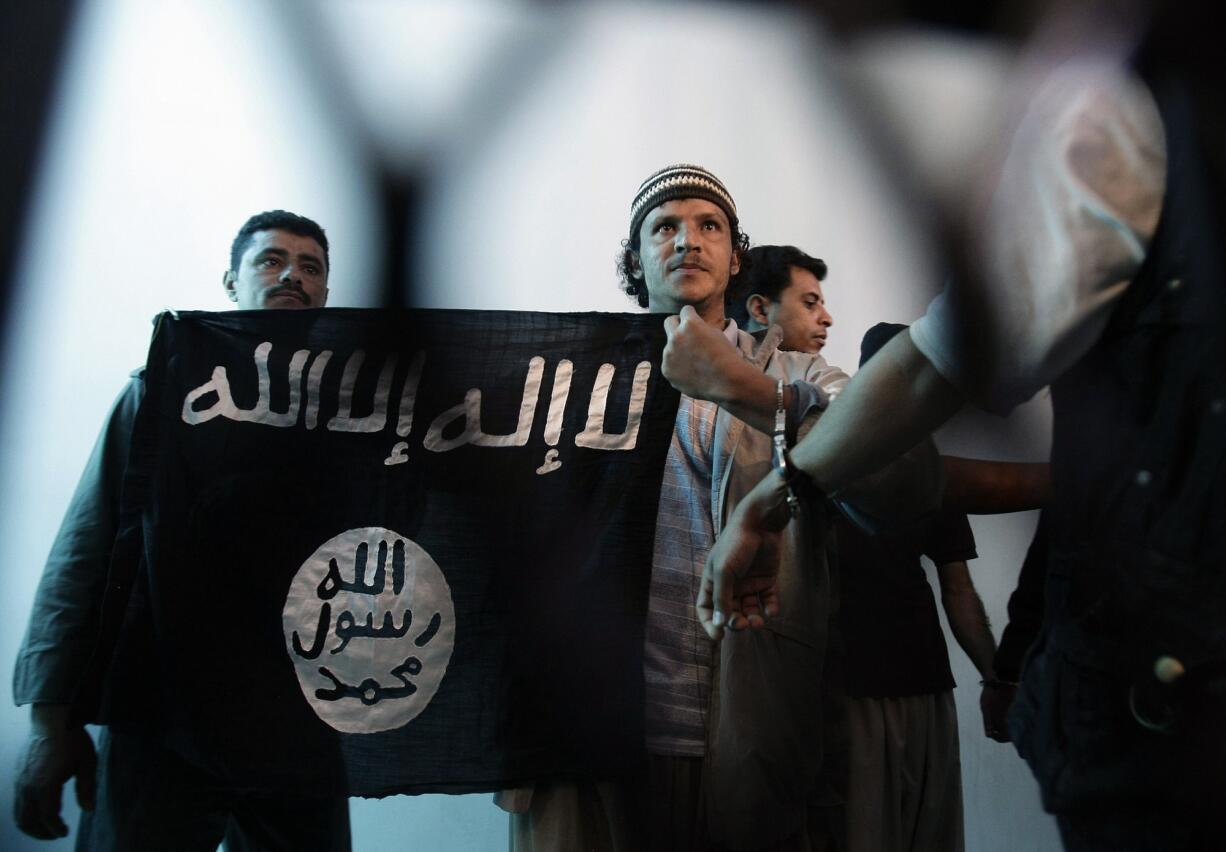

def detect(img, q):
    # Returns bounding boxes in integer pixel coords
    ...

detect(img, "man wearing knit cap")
[508,165,939,852]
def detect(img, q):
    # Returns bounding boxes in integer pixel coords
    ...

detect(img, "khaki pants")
[508,755,834,852]
[842,692,963,852]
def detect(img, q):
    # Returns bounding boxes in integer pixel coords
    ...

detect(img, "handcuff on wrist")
[772,379,814,517]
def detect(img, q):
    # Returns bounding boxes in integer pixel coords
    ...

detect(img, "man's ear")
[320,286,330,308]
[629,252,643,280]
[222,270,238,302]
[730,250,741,278]
[747,294,772,326]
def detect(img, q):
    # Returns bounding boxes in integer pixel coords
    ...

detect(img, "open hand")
[696,471,794,641]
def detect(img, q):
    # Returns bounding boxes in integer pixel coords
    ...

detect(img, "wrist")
[770,379,822,516]
[744,466,794,530]
[979,677,1018,689]
[30,703,74,735]
[701,344,756,407]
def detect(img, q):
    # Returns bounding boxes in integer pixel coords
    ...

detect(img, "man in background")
[729,244,834,356]
[734,251,997,850]
[12,210,350,851]
[834,323,996,852]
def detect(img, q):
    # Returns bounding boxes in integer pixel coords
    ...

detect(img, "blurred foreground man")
[12,210,350,851]
[702,10,1226,851]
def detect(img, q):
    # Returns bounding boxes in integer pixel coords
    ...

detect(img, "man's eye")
[304,265,321,275]
[260,258,280,268]
[702,221,719,231]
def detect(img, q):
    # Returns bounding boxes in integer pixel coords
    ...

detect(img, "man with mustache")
[223,212,330,309]
[13,210,349,851]
[508,165,939,851]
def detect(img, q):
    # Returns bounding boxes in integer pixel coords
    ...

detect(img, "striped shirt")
[642,319,745,755]
[643,390,720,755]
[641,324,843,755]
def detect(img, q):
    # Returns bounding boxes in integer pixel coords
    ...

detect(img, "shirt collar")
[721,317,740,344]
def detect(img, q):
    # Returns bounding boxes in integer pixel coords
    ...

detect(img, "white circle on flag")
[282,527,455,733]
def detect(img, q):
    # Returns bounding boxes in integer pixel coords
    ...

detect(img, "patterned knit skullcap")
[628,163,738,242]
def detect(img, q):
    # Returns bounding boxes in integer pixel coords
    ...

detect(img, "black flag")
[88,308,679,796]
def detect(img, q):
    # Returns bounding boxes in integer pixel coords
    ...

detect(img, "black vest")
[1046,58,1226,674]
[1014,52,1226,817]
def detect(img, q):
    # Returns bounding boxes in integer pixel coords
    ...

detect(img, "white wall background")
[2,2,1060,850]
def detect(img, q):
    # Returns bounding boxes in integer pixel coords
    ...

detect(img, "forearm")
[942,457,1051,514]
[661,311,803,435]
[709,365,793,436]
[790,332,964,494]
[832,436,944,532]
[943,589,998,678]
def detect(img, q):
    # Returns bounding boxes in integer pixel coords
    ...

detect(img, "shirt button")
[1136,469,1153,486]
[1167,278,1183,292]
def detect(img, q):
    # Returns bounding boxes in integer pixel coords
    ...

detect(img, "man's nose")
[821,307,834,327]
[675,225,699,251]
[279,264,299,283]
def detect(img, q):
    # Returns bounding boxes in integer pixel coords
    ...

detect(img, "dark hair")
[229,210,330,274]
[859,322,907,367]
[616,214,751,309]
[726,245,827,327]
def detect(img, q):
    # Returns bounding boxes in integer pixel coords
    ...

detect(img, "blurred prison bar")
[1,2,1068,850]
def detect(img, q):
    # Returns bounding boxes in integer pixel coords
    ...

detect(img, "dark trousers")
[1056,803,1224,852]
[76,729,351,852]
[1013,635,1226,852]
